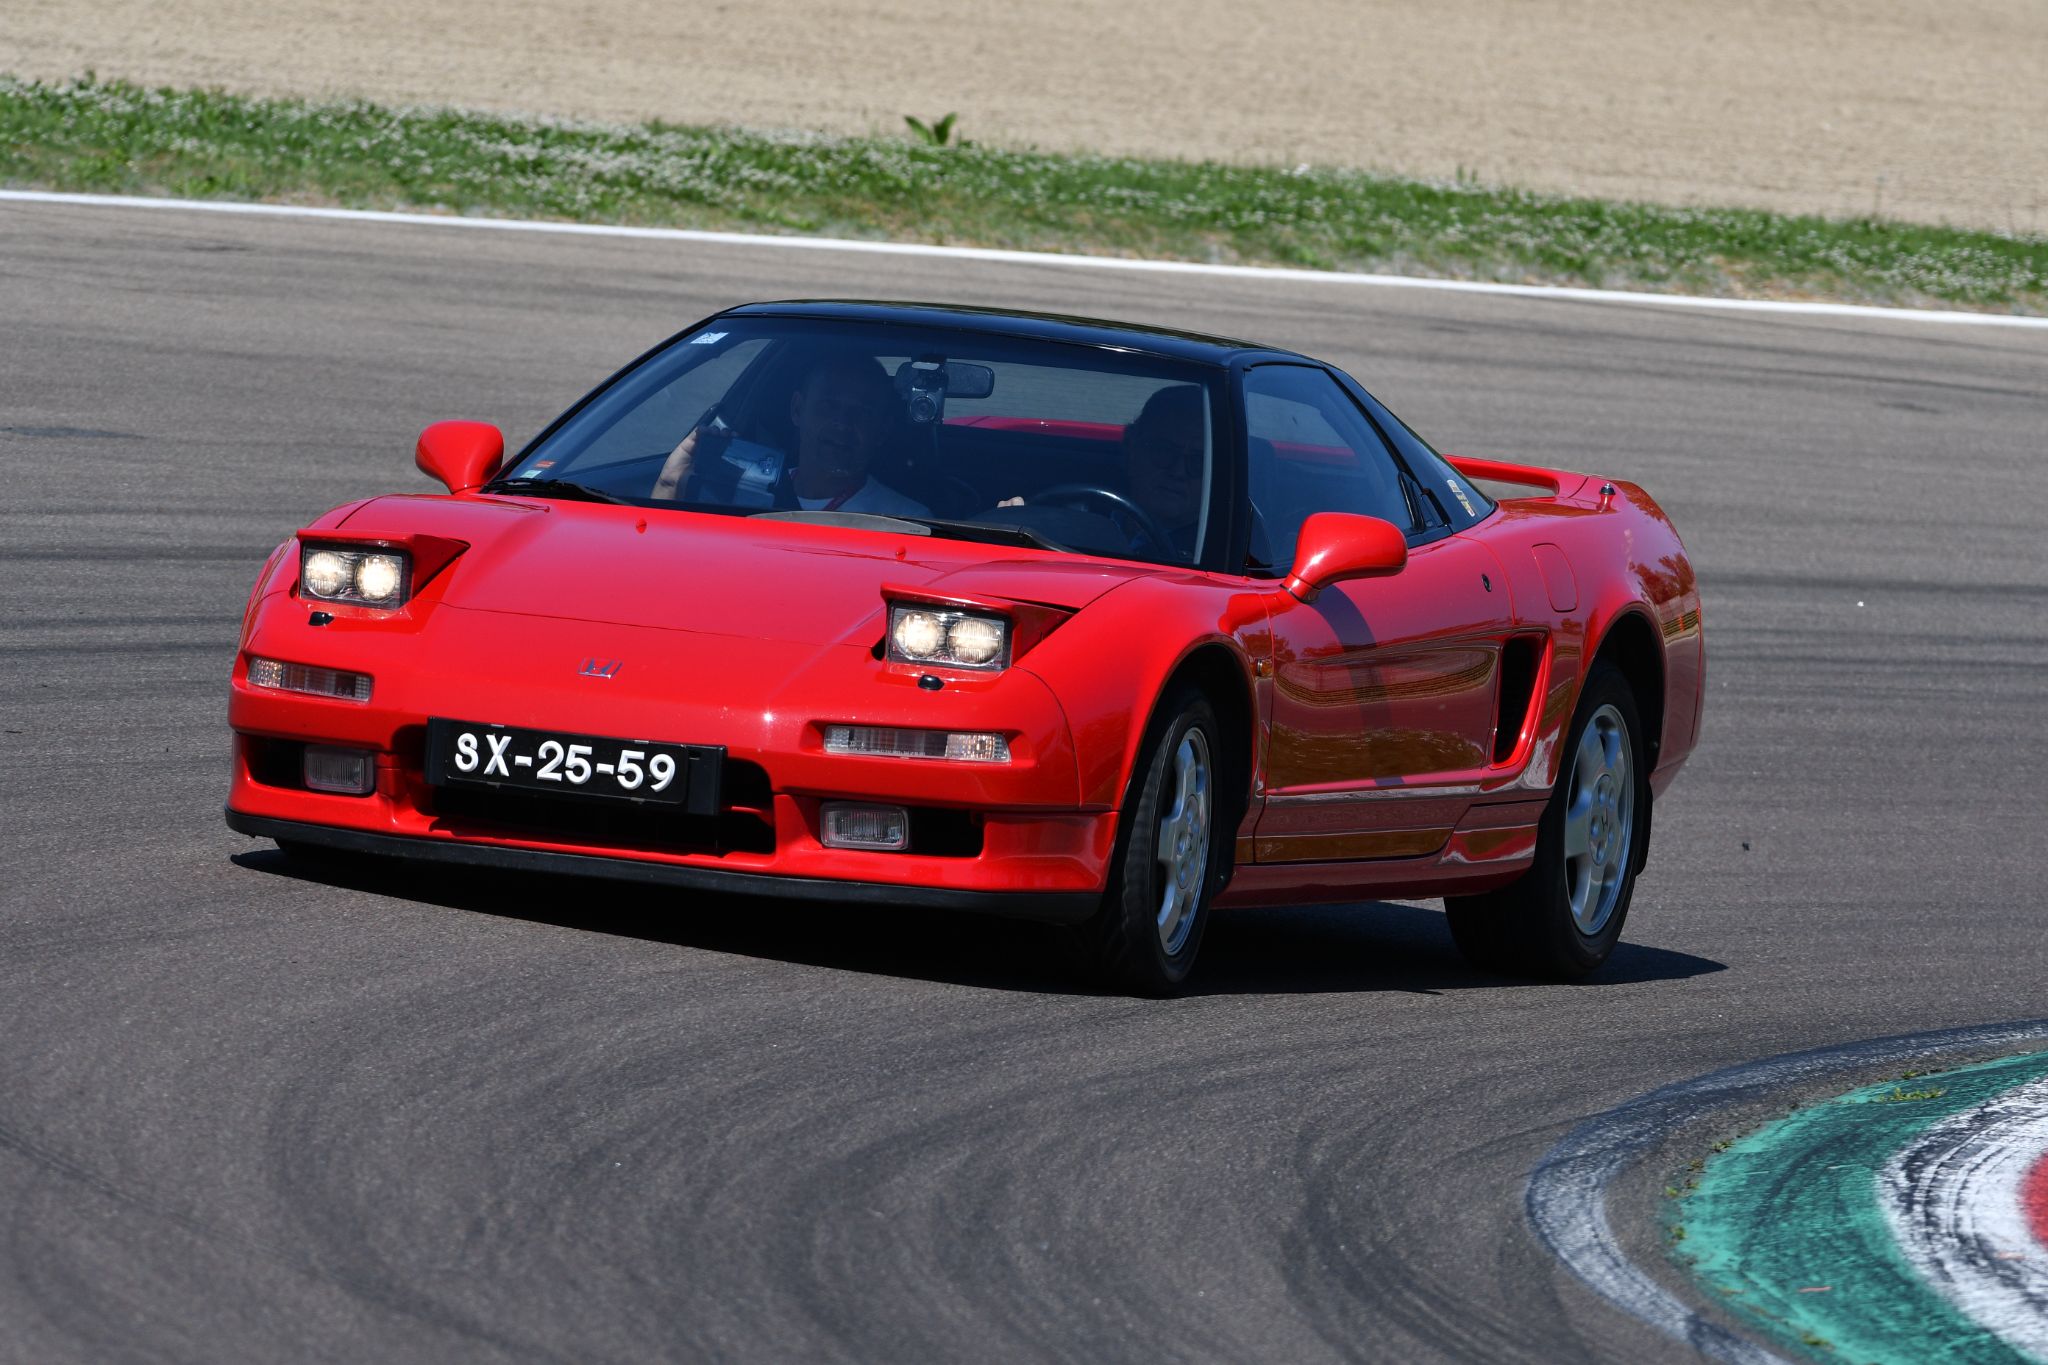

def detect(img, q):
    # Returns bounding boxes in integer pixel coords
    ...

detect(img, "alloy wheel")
[1154,728,1213,956]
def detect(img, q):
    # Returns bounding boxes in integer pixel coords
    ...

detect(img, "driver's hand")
[651,427,701,500]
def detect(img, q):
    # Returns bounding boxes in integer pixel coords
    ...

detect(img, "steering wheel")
[1031,483,1181,558]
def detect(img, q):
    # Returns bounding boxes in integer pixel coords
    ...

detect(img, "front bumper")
[226,602,1118,906]
[227,811,1098,922]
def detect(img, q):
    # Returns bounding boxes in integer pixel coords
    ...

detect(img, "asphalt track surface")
[2,201,2044,1365]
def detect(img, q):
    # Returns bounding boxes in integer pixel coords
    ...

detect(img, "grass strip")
[4,74,2045,314]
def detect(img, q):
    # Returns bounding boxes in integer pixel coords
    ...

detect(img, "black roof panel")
[720,300,1301,364]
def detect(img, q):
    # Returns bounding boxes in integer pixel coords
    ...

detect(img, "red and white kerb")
[1882,1073,2048,1358]
[2025,1146,2048,1256]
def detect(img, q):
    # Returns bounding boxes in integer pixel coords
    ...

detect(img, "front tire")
[1076,685,1228,996]
[1446,661,1647,977]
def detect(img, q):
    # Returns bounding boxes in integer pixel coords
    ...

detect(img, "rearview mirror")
[1283,512,1408,602]
[416,421,505,493]
[942,362,995,399]
[893,359,996,414]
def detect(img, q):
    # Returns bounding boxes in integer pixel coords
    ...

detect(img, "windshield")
[498,318,1229,567]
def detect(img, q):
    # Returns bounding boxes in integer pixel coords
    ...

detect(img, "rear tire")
[1446,661,1646,978]
[1074,684,1229,996]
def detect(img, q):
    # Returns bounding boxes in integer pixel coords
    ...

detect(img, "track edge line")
[4,188,2047,330]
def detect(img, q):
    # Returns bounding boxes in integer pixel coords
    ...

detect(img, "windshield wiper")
[486,477,630,505]
[912,518,1072,553]
[1399,468,1450,529]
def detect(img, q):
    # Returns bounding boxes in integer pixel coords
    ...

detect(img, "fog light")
[822,725,1011,763]
[247,656,372,702]
[820,801,910,851]
[303,745,377,795]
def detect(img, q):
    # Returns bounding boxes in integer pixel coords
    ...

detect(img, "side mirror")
[1283,512,1408,602]
[415,421,505,493]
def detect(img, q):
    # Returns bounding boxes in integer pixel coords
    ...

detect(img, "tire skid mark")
[1882,1074,2048,1358]
[0,1112,328,1282]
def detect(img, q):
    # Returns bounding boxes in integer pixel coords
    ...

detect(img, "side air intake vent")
[1493,635,1546,765]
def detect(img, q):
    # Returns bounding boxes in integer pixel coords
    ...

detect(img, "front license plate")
[426,719,722,815]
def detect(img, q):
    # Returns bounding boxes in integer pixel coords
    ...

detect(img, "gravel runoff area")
[4,0,2044,234]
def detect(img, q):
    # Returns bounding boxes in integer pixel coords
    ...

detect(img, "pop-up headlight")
[300,544,412,608]
[887,604,1010,670]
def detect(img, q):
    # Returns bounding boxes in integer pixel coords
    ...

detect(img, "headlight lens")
[302,550,351,598]
[892,609,947,660]
[946,616,1004,666]
[300,545,413,608]
[887,604,1009,670]
[354,554,405,603]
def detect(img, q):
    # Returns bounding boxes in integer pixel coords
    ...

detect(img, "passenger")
[652,354,930,518]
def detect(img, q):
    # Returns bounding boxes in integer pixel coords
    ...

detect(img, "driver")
[651,354,929,518]
[1120,384,1207,557]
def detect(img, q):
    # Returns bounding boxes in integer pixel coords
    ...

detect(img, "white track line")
[4,188,2046,332]
[1524,1020,2048,1365]
[1882,1074,2048,1359]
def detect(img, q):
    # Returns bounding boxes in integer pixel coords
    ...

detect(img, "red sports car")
[226,302,1704,993]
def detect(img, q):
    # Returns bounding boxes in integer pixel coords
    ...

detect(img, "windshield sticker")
[689,332,727,345]
[1446,477,1476,516]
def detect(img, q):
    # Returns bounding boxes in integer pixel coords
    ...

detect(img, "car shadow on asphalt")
[233,847,1726,997]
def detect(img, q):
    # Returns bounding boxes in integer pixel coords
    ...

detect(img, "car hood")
[337,495,1155,643]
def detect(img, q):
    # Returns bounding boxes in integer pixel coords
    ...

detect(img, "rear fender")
[1546,480,1703,789]
[1602,479,1703,777]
